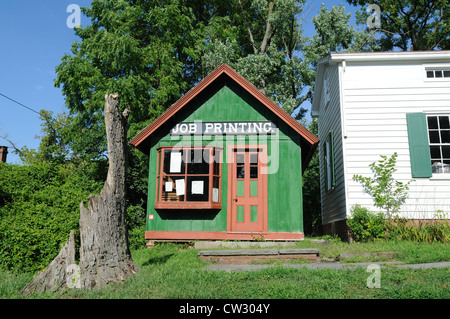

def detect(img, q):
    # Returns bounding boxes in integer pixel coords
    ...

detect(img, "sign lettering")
[170,122,277,136]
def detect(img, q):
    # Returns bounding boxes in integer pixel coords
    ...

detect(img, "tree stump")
[23,94,139,294]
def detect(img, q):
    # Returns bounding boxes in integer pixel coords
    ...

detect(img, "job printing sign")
[170,121,277,136]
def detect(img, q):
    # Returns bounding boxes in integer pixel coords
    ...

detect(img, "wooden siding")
[342,60,450,219]
[317,64,347,225]
[146,82,304,234]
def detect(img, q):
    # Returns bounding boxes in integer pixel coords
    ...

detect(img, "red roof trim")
[130,64,319,152]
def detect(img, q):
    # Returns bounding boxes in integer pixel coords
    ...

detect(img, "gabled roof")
[130,63,319,169]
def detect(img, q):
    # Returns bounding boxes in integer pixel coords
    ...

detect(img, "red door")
[228,145,267,233]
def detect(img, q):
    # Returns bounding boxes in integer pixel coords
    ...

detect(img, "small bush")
[347,205,449,243]
[386,213,449,243]
[347,205,386,242]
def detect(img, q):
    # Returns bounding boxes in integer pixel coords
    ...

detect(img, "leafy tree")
[203,0,313,117]
[299,4,379,119]
[56,0,206,122]
[302,118,321,235]
[347,0,450,51]
[353,153,413,218]
[303,4,379,68]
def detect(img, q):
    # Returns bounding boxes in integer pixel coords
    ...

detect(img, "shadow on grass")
[141,253,175,266]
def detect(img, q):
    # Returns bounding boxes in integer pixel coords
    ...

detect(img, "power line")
[0,92,41,115]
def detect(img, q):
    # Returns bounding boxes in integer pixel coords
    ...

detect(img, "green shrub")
[347,205,386,242]
[127,205,147,250]
[0,162,102,273]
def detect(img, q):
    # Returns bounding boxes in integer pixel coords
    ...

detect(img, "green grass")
[1,239,449,299]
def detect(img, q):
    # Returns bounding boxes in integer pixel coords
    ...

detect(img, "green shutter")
[324,131,335,192]
[329,131,335,188]
[406,113,432,178]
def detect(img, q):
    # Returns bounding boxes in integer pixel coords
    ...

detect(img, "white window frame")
[424,66,450,82]
[426,114,450,175]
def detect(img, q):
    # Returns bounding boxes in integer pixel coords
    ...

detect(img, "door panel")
[228,146,267,232]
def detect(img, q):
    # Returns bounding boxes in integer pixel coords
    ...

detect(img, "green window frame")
[324,131,335,192]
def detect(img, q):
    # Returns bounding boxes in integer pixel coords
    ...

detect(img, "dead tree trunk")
[23,94,138,294]
[78,93,138,288]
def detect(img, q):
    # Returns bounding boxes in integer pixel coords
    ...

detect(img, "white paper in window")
[175,179,185,196]
[212,188,219,202]
[170,152,182,173]
[191,180,204,194]
[165,182,173,192]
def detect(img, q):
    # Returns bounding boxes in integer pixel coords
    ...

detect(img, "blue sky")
[0,1,358,164]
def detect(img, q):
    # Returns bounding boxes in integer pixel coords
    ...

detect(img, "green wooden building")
[131,64,318,241]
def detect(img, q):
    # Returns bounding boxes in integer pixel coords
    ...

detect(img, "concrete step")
[194,241,298,249]
[198,248,320,264]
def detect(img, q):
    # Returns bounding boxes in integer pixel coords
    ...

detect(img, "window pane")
[427,116,438,129]
[444,161,450,173]
[429,130,440,143]
[442,146,450,159]
[432,161,443,173]
[187,150,209,174]
[439,116,450,129]
[441,130,450,144]
[250,153,258,164]
[162,176,184,201]
[163,150,185,174]
[426,70,434,78]
[236,166,245,179]
[186,176,209,201]
[430,146,441,159]
[236,153,245,164]
[212,177,220,202]
[435,70,443,78]
[213,161,220,175]
[213,149,221,175]
[444,70,450,78]
[250,166,258,178]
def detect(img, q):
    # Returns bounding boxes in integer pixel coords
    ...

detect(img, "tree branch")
[0,135,23,157]
[238,0,259,53]
[260,1,275,53]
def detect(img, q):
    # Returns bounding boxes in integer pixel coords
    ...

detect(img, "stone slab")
[197,248,321,257]
[278,248,320,255]
[194,241,298,249]
[198,249,279,257]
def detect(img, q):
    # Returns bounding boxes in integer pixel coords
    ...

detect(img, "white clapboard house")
[311,50,450,237]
